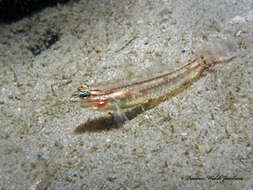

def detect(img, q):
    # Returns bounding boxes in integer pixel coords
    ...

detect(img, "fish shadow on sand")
[74,105,144,133]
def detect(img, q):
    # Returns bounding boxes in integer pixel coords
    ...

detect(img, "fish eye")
[80,91,90,98]
[82,92,88,97]
[77,84,90,98]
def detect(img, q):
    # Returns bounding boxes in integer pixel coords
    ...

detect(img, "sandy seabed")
[0,0,252,189]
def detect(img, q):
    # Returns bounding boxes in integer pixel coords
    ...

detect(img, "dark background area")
[0,0,69,22]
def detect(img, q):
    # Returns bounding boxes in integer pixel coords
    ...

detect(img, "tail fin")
[197,39,239,65]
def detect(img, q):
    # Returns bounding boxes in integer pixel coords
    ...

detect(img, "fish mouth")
[70,91,82,103]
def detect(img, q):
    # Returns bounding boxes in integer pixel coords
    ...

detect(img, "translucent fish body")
[71,40,237,111]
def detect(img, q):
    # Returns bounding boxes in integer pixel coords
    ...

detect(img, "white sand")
[0,0,252,189]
